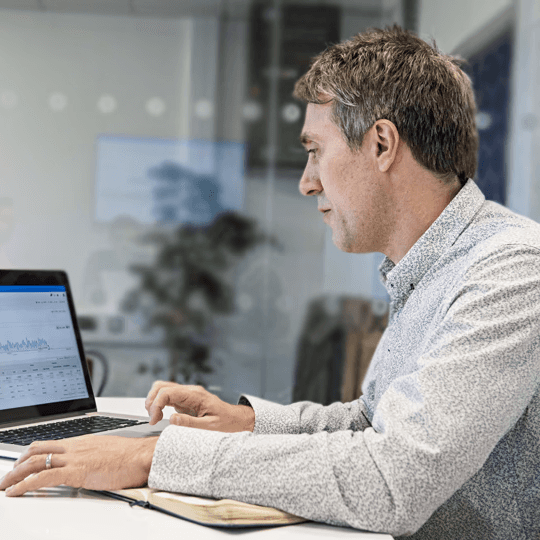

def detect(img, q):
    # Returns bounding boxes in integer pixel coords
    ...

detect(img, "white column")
[507,0,540,221]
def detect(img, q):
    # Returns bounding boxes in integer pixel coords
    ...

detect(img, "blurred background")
[0,0,538,404]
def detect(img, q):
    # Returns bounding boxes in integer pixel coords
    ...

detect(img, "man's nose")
[299,166,322,197]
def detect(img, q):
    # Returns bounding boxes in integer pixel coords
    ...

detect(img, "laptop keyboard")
[0,416,149,446]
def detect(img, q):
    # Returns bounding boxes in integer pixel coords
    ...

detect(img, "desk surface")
[0,397,393,540]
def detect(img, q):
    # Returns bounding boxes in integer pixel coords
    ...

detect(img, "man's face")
[299,102,389,253]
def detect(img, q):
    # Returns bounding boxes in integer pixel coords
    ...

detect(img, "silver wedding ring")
[45,453,53,470]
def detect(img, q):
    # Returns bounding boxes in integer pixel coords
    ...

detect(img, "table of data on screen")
[0,287,89,410]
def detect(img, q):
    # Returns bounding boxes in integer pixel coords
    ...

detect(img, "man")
[1,26,539,539]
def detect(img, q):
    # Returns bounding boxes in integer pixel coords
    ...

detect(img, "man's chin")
[331,232,354,253]
[331,233,371,254]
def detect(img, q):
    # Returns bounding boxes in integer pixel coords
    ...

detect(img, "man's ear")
[372,120,400,173]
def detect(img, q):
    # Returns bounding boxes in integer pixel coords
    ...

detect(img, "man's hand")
[0,435,157,497]
[145,381,255,433]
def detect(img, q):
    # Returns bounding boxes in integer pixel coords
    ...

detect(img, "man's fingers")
[148,387,176,425]
[145,381,164,412]
[148,386,196,424]
[147,384,213,425]
[1,453,65,491]
[15,441,66,466]
[144,381,163,412]
[169,413,214,430]
[144,380,176,413]
[5,469,67,497]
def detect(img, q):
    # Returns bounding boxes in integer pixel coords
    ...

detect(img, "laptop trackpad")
[113,430,161,438]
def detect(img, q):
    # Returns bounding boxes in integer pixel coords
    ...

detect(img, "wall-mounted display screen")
[95,136,245,225]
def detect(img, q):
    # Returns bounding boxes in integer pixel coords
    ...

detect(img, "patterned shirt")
[149,180,540,539]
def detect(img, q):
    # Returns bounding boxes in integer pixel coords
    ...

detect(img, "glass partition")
[0,0,403,402]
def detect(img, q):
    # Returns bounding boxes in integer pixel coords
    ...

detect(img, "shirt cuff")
[238,394,300,435]
[148,424,227,496]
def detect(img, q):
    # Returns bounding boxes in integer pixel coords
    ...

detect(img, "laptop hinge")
[0,409,98,430]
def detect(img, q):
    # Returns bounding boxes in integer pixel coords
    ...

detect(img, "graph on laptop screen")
[0,285,89,410]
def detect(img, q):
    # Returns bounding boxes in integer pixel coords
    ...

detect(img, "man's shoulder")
[461,200,540,257]
[428,201,540,297]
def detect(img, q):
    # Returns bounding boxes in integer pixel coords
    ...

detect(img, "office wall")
[418,0,513,53]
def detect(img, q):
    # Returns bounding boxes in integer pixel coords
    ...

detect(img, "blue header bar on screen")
[0,286,66,292]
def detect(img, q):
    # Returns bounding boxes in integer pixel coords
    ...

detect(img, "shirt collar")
[379,179,485,304]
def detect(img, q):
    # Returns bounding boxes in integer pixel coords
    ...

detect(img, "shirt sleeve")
[148,244,540,537]
[238,394,372,434]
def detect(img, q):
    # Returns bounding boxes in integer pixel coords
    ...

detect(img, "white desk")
[0,397,393,540]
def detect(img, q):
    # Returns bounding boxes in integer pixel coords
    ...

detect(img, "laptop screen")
[0,285,90,411]
[0,271,97,427]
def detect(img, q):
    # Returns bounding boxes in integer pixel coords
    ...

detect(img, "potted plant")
[122,212,271,385]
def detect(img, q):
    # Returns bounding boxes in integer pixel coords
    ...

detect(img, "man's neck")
[384,175,463,264]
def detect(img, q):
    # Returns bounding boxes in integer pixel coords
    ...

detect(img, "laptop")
[0,269,168,460]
